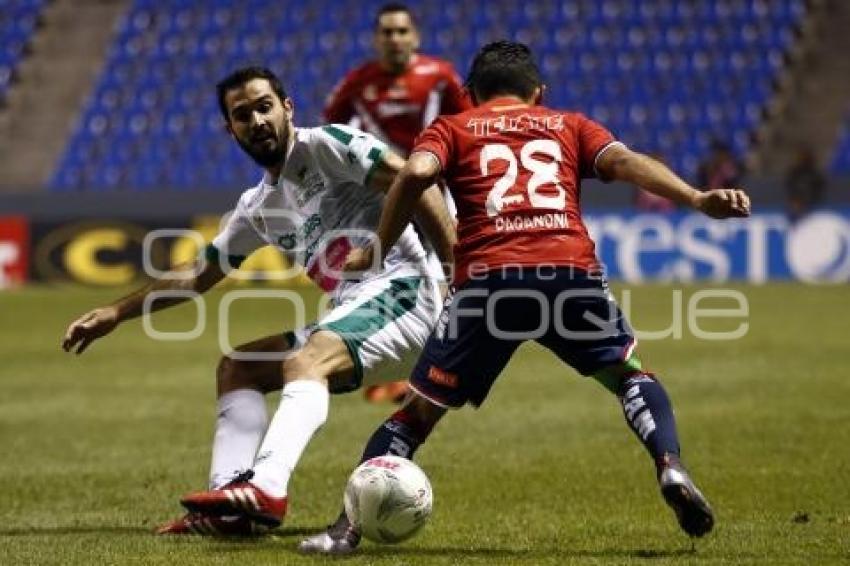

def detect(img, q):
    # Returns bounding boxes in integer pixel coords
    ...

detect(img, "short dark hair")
[465,41,542,103]
[375,3,417,28]
[216,66,288,122]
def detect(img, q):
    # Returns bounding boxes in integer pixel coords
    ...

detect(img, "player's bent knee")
[591,353,647,395]
[281,351,313,381]
[217,354,246,396]
[216,354,265,396]
[280,351,333,386]
[281,330,352,386]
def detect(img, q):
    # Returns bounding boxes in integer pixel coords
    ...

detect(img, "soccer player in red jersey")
[326,3,472,403]
[300,41,751,554]
[324,3,471,157]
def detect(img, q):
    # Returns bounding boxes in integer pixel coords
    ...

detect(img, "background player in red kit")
[325,2,471,402]
[324,3,470,157]
[300,41,751,554]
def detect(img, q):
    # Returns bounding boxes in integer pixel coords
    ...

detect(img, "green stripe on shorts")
[318,277,421,386]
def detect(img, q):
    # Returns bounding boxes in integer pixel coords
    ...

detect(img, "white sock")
[250,379,329,498]
[208,389,268,489]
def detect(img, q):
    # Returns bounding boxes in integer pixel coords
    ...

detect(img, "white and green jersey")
[210,124,434,297]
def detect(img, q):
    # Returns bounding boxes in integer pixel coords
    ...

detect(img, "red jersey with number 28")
[412,97,620,286]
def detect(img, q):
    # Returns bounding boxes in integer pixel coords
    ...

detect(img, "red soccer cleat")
[180,474,287,528]
[156,512,265,536]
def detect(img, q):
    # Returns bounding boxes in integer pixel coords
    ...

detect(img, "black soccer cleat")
[658,456,715,538]
[298,511,361,555]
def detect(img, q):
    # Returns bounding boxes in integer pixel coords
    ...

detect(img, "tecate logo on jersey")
[376,101,420,118]
[585,210,850,283]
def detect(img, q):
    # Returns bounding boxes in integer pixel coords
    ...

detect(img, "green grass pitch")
[1,282,848,565]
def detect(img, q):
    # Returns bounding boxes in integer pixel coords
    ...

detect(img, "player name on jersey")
[466,113,566,137]
[494,212,568,233]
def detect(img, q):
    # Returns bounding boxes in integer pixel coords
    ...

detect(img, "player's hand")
[342,246,375,275]
[695,188,751,219]
[62,306,120,355]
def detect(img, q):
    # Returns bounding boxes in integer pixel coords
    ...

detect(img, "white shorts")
[287,270,442,393]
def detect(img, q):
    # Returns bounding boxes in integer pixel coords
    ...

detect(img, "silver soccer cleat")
[298,513,361,555]
[659,458,715,537]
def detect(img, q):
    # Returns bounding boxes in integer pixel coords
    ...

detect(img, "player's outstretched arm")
[61,259,225,355]
[596,144,751,219]
[363,150,453,267]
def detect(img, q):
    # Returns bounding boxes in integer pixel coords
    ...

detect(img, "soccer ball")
[343,456,433,544]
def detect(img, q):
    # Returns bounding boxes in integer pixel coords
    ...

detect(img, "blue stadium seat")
[50,0,809,190]
[0,0,45,102]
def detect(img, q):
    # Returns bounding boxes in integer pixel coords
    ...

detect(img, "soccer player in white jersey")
[61,66,455,535]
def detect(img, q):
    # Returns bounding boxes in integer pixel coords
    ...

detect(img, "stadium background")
[0,0,849,286]
[1,1,848,564]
